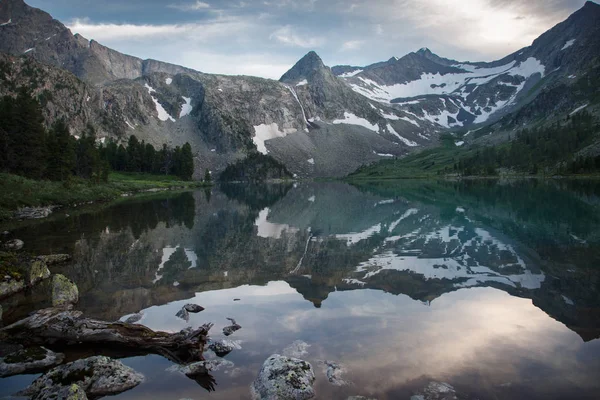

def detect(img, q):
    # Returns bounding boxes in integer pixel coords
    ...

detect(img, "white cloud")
[168,1,211,11]
[341,40,364,51]
[269,25,324,48]
[67,17,250,42]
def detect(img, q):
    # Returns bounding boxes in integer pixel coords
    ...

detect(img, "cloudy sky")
[27,0,587,79]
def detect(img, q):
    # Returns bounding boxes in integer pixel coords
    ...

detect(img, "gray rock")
[176,307,189,322]
[20,356,143,398]
[223,317,241,336]
[3,239,24,250]
[250,354,315,400]
[36,383,88,400]
[0,278,25,299]
[0,346,65,377]
[183,303,205,313]
[411,381,463,400]
[14,207,54,220]
[51,274,79,308]
[123,312,143,324]
[171,359,235,376]
[1,231,9,235]
[208,339,241,357]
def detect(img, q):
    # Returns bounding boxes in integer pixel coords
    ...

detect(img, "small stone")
[3,239,24,250]
[14,206,53,220]
[223,317,241,336]
[251,354,315,400]
[123,313,143,324]
[1,231,9,235]
[208,339,241,357]
[233,298,241,301]
[321,360,349,386]
[183,303,205,313]
[27,259,51,286]
[52,274,79,308]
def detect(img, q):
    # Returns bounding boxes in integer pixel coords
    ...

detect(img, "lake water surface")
[1,180,600,399]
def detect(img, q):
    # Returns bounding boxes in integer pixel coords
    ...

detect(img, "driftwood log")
[1,308,213,364]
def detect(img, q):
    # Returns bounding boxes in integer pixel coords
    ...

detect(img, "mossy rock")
[52,274,79,308]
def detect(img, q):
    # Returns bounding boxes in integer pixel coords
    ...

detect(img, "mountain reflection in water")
[2,180,599,400]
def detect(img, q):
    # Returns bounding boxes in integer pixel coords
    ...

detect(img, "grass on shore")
[0,172,209,221]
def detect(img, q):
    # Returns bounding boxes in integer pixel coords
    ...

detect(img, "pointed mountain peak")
[280,51,327,83]
[583,1,599,9]
[416,47,432,55]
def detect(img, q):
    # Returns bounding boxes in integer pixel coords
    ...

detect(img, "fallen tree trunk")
[1,308,212,364]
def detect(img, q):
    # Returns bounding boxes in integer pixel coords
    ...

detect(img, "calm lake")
[1,180,600,399]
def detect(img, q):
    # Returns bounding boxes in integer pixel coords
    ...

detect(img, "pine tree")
[180,142,194,180]
[11,88,47,179]
[46,119,76,181]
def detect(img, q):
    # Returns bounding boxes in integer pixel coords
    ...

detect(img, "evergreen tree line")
[451,111,599,175]
[101,135,195,181]
[0,89,195,181]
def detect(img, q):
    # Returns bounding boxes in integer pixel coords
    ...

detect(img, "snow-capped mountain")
[0,0,599,177]
[334,1,600,129]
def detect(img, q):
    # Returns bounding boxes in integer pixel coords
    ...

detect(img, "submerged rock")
[123,312,143,324]
[184,303,205,313]
[321,360,349,386]
[0,346,65,377]
[37,254,72,265]
[411,381,464,400]
[3,239,24,250]
[170,358,235,376]
[51,274,79,308]
[14,207,54,220]
[176,307,190,322]
[223,317,241,336]
[208,339,241,357]
[251,354,315,400]
[283,340,310,358]
[20,356,143,399]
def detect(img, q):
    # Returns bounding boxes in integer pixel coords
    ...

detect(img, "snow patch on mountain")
[144,84,175,122]
[570,103,589,115]
[338,69,363,78]
[180,96,192,118]
[333,112,379,132]
[561,39,576,51]
[387,124,418,146]
[296,79,308,86]
[165,77,172,85]
[336,223,382,246]
[253,123,295,154]
[0,19,11,26]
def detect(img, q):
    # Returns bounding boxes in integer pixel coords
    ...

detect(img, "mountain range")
[0,0,599,178]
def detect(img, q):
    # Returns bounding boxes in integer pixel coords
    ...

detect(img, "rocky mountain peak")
[280,51,327,83]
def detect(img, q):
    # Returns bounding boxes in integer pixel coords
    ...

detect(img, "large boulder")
[251,354,315,400]
[20,356,144,399]
[0,277,25,299]
[0,346,65,377]
[52,274,79,308]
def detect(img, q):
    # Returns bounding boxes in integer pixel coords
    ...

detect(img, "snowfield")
[333,112,379,132]
[144,84,175,122]
[253,123,296,154]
